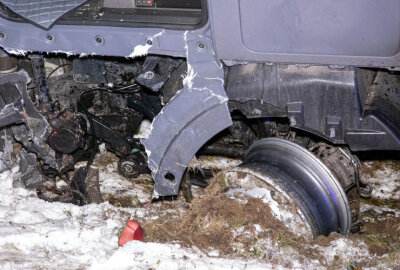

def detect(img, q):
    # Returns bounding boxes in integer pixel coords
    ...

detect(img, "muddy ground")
[98,150,400,269]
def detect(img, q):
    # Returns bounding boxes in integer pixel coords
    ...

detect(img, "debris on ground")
[118,220,144,246]
[0,150,399,269]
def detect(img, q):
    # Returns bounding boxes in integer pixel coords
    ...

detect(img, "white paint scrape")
[128,30,165,58]
[4,48,29,56]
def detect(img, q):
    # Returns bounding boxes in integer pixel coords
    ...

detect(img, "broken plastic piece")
[118,220,144,246]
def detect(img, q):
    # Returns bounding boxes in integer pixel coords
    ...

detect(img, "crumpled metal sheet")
[0,0,88,29]
[141,31,233,197]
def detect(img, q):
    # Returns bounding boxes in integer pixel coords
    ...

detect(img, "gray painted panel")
[0,0,399,67]
[0,18,187,59]
[239,0,400,57]
[210,0,400,68]
[0,0,88,29]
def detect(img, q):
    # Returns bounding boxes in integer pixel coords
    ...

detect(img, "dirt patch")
[93,148,119,167]
[362,160,400,178]
[145,174,292,253]
[126,159,400,268]
[393,160,400,172]
[142,173,333,262]
[314,233,341,247]
[362,161,385,178]
[361,197,400,210]
[104,194,136,208]
[352,210,400,257]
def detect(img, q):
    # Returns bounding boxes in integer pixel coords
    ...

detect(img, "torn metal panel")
[0,0,89,29]
[0,70,57,168]
[141,32,232,197]
[13,149,45,188]
[0,104,24,128]
[0,19,186,60]
[0,129,14,172]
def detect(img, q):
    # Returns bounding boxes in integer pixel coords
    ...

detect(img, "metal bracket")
[141,32,232,197]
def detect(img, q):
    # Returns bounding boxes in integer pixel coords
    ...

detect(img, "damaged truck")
[0,0,399,238]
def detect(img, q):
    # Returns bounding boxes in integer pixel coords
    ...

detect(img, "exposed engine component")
[0,52,184,204]
[0,50,229,205]
[135,56,183,93]
[118,152,149,178]
[199,119,256,159]
[47,113,87,154]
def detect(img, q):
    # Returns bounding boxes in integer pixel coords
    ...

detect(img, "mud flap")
[141,33,232,197]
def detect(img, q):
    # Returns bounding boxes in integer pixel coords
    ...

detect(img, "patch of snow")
[99,161,152,204]
[360,203,400,218]
[90,241,275,270]
[317,238,369,265]
[362,162,400,199]
[207,249,220,257]
[0,165,280,269]
[134,119,152,139]
[253,224,263,235]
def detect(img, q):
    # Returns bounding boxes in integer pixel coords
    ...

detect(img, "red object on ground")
[118,220,144,246]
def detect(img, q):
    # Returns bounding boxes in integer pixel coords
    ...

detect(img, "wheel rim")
[244,138,351,236]
[223,166,316,238]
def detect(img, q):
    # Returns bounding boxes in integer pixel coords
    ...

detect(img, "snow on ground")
[360,204,400,218]
[0,157,399,269]
[362,161,400,199]
[0,166,275,269]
